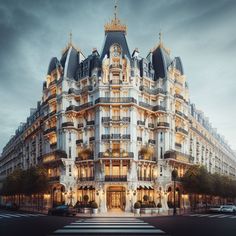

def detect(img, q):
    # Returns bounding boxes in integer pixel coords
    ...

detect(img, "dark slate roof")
[60,46,80,79]
[100,31,131,60]
[47,57,59,75]
[152,46,173,79]
[175,57,184,75]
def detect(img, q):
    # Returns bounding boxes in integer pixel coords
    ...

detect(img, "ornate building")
[1,5,236,212]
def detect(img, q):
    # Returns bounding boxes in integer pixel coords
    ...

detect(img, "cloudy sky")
[0,0,236,152]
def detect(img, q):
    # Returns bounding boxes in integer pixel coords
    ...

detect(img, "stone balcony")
[164,150,194,164]
[101,117,130,123]
[139,85,166,95]
[89,137,95,142]
[157,122,170,128]
[95,97,137,104]
[101,134,131,140]
[86,120,95,126]
[78,176,94,181]
[43,126,56,135]
[48,175,60,183]
[76,156,94,162]
[77,123,84,128]
[148,123,155,129]
[105,175,127,182]
[139,101,166,112]
[66,102,93,112]
[62,121,74,128]
[98,152,134,159]
[175,110,188,120]
[137,120,145,126]
[68,85,93,96]
[175,127,188,136]
[42,94,56,106]
[40,150,67,167]
[138,155,156,162]
[148,139,156,145]
[76,139,83,145]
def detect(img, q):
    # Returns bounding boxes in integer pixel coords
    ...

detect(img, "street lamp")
[171,169,178,215]
[68,187,75,206]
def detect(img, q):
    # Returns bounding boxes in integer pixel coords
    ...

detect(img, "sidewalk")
[19,206,48,215]
[17,206,195,217]
[75,209,170,218]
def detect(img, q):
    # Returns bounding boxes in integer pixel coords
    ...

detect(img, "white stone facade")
[1,15,236,213]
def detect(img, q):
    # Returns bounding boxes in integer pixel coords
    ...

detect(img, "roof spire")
[104,0,127,35]
[151,30,171,55]
[114,0,118,20]
[159,31,162,45]
[69,30,72,46]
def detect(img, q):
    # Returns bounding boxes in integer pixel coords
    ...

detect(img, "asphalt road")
[1,210,236,236]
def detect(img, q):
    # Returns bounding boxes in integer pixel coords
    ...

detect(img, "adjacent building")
[1,6,236,212]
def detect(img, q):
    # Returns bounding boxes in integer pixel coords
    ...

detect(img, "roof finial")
[69,30,72,46]
[104,0,127,34]
[159,31,162,45]
[114,0,118,21]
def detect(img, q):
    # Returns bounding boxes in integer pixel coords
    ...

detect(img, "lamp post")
[68,187,74,206]
[172,169,178,215]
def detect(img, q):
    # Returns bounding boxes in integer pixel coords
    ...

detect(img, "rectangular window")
[105,91,109,97]
[112,166,120,175]
[69,165,72,176]
[69,147,71,158]
[160,132,163,142]
[104,127,109,134]
[105,166,110,175]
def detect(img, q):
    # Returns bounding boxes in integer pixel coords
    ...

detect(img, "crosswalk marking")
[217,215,229,218]
[51,217,167,235]
[0,214,12,218]
[0,214,21,218]
[0,212,45,220]
[65,225,155,229]
[71,222,149,225]
[196,214,210,217]
[208,214,222,218]
[54,229,165,234]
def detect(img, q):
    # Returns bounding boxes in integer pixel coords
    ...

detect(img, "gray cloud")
[0,0,236,151]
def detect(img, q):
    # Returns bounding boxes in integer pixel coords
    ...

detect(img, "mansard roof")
[100,31,131,60]
[152,45,173,79]
[47,57,60,75]
[60,46,80,79]
[175,56,184,75]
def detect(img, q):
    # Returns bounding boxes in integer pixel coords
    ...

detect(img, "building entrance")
[107,186,126,210]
